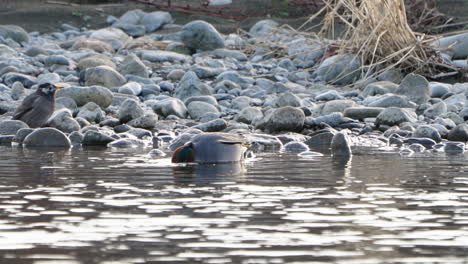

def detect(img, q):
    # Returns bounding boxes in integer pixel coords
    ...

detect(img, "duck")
[172,132,250,163]
[12,82,63,128]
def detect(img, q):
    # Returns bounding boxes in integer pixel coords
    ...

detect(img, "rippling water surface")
[0,145,468,264]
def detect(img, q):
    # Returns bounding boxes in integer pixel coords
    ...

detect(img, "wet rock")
[119,54,148,78]
[84,66,126,88]
[403,138,436,149]
[23,128,71,148]
[0,25,29,45]
[315,90,344,101]
[313,112,348,128]
[142,11,173,32]
[82,130,115,146]
[187,101,219,120]
[71,39,114,53]
[361,81,398,97]
[236,106,263,124]
[315,54,361,85]
[56,86,114,108]
[331,132,352,157]
[108,138,149,148]
[396,73,430,104]
[118,82,142,96]
[76,102,105,123]
[413,125,442,143]
[193,119,227,132]
[127,128,152,139]
[284,141,309,153]
[344,107,384,120]
[257,106,305,133]
[322,99,357,115]
[444,142,465,154]
[305,130,336,147]
[12,128,34,144]
[128,113,158,129]
[118,99,144,123]
[430,82,451,98]
[376,107,417,127]
[447,124,468,142]
[0,135,14,145]
[146,98,187,118]
[77,55,116,72]
[245,133,283,152]
[47,109,81,133]
[174,71,213,101]
[69,131,84,145]
[368,94,414,108]
[409,143,425,153]
[181,20,224,52]
[0,120,29,135]
[148,149,166,157]
[249,20,279,38]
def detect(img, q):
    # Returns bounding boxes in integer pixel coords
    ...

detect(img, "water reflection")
[0,146,467,263]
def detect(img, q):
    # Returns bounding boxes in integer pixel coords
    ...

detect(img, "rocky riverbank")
[0,9,467,158]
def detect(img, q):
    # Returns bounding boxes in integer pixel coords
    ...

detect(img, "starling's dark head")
[37,83,63,96]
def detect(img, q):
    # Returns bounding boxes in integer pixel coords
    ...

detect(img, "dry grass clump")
[307,0,453,79]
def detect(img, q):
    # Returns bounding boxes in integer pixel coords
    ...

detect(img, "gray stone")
[181,20,224,52]
[331,132,352,157]
[284,141,309,153]
[257,106,305,133]
[44,55,69,67]
[315,54,361,85]
[146,98,187,118]
[84,66,126,88]
[368,94,414,108]
[108,138,149,148]
[313,112,347,127]
[118,99,144,123]
[142,11,172,32]
[443,93,466,106]
[322,99,357,115]
[113,23,146,37]
[187,101,219,120]
[82,130,115,146]
[0,120,29,135]
[424,101,447,119]
[315,90,344,101]
[10,82,24,101]
[148,149,166,157]
[231,96,251,110]
[404,138,436,149]
[408,143,426,153]
[376,107,417,126]
[76,102,105,123]
[184,95,218,107]
[77,55,116,72]
[361,81,398,97]
[245,133,283,153]
[430,82,451,98]
[47,109,81,133]
[71,39,114,53]
[116,9,145,25]
[305,130,335,147]
[56,86,114,108]
[90,27,130,43]
[0,135,14,145]
[0,44,18,57]
[396,73,430,104]
[119,54,148,78]
[215,71,252,89]
[191,66,224,79]
[127,128,152,139]
[118,82,142,96]
[37,73,61,85]
[12,128,34,144]
[249,19,279,38]
[139,50,191,63]
[127,113,158,129]
[23,128,71,148]
[4,72,37,88]
[275,92,302,108]
[193,119,227,132]
[433,33,468,59]
[447,124,468,142]
[413,125,442,143]
[0,25,29,44]
[174,71,213,101]
[69,131,84,145]
[236,106,263,124]
[444,142,465,154]
[344,107,384,120]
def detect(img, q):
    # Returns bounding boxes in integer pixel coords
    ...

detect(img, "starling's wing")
[12,94,40,120]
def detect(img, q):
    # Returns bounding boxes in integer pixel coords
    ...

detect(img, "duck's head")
[171,143,195,163]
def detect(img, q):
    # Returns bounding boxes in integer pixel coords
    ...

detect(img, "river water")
[0,145,467,263]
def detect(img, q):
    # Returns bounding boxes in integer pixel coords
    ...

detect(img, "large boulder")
[396,73,430,105]
[47,109,81,133]
[249,19,279,38]
[23,128,71,148]
[82,130,115,146]
[375,107,417,126]
[0,25,29,45]
[257,106,305,133]
[0,120,29,135]
[315,54,361,85]
[56,86,114,108]
[84,66,126,88]
[174,71,213,101]
[180,20,225,52]
[141,11,173,32]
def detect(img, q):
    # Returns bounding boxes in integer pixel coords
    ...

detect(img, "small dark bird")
[12,83,63,128]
